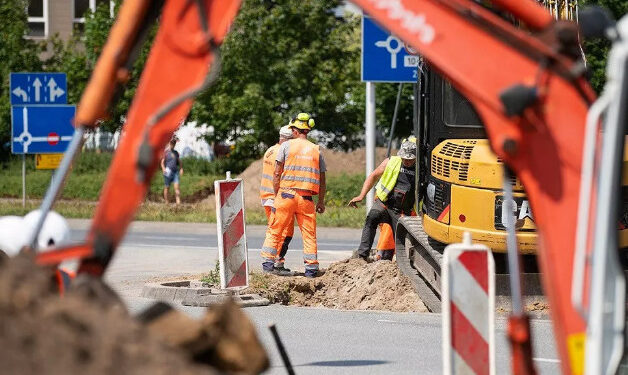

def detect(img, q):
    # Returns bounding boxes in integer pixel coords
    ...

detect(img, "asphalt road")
[65,219,562,374]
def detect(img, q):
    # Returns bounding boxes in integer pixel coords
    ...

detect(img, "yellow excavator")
[416,0,628,256]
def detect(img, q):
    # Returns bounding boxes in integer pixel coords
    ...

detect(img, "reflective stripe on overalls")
[375,156,402,202]
[260,144,279,202]
[279,139,320,194]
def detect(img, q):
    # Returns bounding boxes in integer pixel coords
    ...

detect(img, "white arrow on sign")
[33,78,42,102]
[47,78,65,102]
[12,87,28,101]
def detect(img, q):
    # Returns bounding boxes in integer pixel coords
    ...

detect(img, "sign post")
[361,16,419,211]
[22,154,26,207]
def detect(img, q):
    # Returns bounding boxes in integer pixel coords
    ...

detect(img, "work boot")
[304,269,319,278]
[262,261,275,273]
[272,264,293,276]
[351,250,373,263]
[377,250,394,261]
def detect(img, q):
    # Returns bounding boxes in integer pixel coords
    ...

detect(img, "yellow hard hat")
[402,135,417,144]
[290,112,315,130]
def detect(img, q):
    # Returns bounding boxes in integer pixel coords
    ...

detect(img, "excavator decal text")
[365,0,435,44]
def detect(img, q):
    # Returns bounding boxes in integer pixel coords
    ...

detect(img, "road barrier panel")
[215,174,249,289]
[442,232,495,375]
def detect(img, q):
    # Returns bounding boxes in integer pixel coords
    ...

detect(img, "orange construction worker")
[260,125,295,274]
[349,137,417,261]
[261,112,326,278]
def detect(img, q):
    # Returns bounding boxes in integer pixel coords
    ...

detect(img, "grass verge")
[0,199,365,228]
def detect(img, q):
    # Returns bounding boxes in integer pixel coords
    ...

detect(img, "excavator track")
[395,216,545,313]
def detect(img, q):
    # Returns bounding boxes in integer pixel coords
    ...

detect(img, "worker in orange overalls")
[260,125,294,274]
[261,112,326,278]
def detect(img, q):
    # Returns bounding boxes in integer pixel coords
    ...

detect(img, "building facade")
[27,0,114,41]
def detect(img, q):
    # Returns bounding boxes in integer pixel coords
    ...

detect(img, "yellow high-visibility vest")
[375,156,402,202]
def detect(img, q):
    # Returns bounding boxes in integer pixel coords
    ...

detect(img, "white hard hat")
[23,210,70,251]
[279,125,293,139]
[0,216,30,256]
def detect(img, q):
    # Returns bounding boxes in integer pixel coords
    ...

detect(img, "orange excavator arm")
[350,1,592,374]
[37,0,593,373]
[36,0,241,268]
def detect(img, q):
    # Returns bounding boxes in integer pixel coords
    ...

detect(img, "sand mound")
[236,147,393,209]
[247,258,427,312]
[0,254,268,375]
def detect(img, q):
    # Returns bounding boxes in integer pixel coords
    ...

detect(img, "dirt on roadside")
[246,258,427,313]
[0,254,268,375]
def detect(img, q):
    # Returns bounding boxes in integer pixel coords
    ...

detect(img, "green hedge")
[324,173,365,207]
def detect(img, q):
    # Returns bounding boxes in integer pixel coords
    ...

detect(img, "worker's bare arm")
[317,172,326,213]
[273,161,284,195]
[348,158,388,207]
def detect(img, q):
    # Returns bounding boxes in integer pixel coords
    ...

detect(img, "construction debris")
[0,254,268,375]
[247,258,428,312]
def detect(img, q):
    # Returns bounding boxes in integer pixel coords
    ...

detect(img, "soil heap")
[0,254,268,375]
[247,258,427,312]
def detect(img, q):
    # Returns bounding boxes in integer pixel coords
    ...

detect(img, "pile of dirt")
[0,254,268,375]
[236,147,393,209]
[247,258,427,312]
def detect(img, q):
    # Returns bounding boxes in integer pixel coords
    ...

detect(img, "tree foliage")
[190,0,413,160]
[0,0,42,158]
[582,0,628,93]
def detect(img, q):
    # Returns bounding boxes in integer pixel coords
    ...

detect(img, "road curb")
[141,280,269,308]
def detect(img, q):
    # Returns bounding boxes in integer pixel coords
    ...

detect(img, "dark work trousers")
[358,199,402,257]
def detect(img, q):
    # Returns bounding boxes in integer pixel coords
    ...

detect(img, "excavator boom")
[352,1,593,373]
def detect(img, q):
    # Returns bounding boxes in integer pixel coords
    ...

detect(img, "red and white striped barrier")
[442,232,495,375]
[215,173,249,289]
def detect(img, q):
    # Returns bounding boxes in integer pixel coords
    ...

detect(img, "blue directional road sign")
[11,105,76,154]
[362,16,419,82]
[10,72,67,105]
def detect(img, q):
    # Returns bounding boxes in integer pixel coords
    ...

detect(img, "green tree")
[190,0,413,161]
[0,0,42,158]
[43,0,153,133]
[582,0,628,93]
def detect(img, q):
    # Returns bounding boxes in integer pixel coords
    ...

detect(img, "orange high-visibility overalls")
[376,210,417,260]
[260,144,294,266]
[261,138,321,272]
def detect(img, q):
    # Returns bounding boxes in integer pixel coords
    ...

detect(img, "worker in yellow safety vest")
[261,112,327,277]
[349,137,417,261]
[260,125,295,274]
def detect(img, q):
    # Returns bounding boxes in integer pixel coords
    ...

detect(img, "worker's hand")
[348,196,363,208]
[179,168,183,176]
[316,201,326,214]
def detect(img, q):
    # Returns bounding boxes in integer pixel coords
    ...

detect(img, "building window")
[73,0,114,30]
[27,0,48,38]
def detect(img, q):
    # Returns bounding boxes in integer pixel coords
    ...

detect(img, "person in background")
[161,135,183,205]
